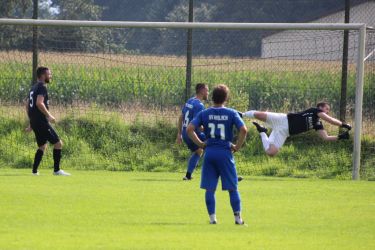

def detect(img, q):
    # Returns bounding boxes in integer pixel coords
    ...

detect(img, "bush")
[0,109,374,180]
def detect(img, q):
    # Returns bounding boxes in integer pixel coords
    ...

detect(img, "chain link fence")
[0,2,374,178]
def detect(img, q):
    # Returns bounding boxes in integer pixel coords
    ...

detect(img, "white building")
[261,1,375,61]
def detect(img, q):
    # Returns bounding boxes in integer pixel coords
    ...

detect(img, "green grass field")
[0,169,374,250]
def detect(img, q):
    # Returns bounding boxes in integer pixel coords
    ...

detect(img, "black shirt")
[28,82,49,124]
[287,108,324,135]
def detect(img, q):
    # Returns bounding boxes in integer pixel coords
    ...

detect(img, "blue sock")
[187,152,201,175]
[229,190,241,213]
[205,191,216,215]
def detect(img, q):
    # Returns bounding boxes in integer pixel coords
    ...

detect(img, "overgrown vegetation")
[1,109,373,179]
[0,57,374,179]
[1,60,374,116]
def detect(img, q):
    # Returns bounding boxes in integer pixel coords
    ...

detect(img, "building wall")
[261,2,375,61]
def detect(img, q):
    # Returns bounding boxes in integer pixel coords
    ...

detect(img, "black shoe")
[237,112,244,118]
[238,176,243,182]
[252,122,268,133]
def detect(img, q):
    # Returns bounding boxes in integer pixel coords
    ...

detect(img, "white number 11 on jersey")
[208,123,225,140]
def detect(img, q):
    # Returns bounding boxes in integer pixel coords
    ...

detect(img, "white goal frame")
[0,18,367,180]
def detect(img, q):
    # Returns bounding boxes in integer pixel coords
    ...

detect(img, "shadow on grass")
[120,222,191,226]
[242,177,296,182]
[131,178,182,182]
[0,172,31,177]
[149,222,190,226]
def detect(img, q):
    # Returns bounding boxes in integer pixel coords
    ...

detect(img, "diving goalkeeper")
[240,102,352,157]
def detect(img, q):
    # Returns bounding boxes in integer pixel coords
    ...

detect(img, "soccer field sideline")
[0,169,374,250]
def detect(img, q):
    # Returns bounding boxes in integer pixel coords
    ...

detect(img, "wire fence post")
[32,0,39,85]
[352,25,366,180]
[185,0,193,101]
[339,0,350,122]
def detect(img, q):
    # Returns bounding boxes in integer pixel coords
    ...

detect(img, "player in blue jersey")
[187,84,247,225]
[176,83,209,180]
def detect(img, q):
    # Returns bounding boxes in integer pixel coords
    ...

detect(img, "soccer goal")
[0,18,372,179]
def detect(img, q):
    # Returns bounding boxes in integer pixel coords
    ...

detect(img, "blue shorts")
[182,131,205,152]
[200,148,238,191]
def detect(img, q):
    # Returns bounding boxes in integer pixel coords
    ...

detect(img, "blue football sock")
[187,152,201,175]
[229,190,241,213]
[205,190,216,215]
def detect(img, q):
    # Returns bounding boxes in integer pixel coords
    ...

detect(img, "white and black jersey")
[287,108,324,135]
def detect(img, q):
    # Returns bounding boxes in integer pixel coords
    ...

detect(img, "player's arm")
[25,98,29,116]
[194,104,205,133]
[187,123,205,148]
[317,129,350,141]
[317,112,351,130]
[231,125,248,152]
[176,114,183,144]
[317,129,338,141]
[24,98,32,132]
[36,95,55,123]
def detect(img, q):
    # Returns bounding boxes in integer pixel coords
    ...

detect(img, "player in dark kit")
[241,102,352,156]
[25,67,70,176]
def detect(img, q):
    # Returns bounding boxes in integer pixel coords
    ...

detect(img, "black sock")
[53,149,62,172]
[33,149,44,173]
[186,172,192,179]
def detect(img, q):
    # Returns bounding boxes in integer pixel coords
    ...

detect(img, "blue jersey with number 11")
[191,107,244,150]
[181,97,205,134]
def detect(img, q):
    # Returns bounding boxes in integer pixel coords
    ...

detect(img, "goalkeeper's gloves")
[341,123,352,130]
[338,131,350,140]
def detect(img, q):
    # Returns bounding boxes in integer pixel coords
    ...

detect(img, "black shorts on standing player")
[31,121,60,147]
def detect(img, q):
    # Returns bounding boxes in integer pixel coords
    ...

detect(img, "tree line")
[0,0,367,56]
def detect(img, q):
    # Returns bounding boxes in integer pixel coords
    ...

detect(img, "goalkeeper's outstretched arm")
[317,129,350,141]
[318,112,352,130]
[317,112,352,141]
[317,129,338,141]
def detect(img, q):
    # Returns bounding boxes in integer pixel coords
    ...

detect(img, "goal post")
[0,18,368,179]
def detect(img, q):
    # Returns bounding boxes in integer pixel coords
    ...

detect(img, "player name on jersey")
[208,115,229,121]
[307,116,314,130]
[185,103,194,109]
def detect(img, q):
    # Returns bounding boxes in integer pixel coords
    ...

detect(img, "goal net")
[0,19,372,179]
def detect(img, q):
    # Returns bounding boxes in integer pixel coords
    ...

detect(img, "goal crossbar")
[0,18,366,30]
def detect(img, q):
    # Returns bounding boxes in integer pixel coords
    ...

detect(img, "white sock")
[244,110,256,118]
[260,132,270,151]
[209,214,217,223]
[234,212,243,224]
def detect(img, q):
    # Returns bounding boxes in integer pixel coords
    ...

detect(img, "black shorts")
[31,122,60,147]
